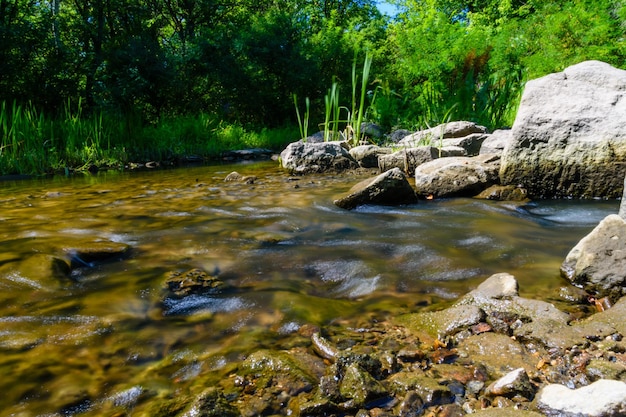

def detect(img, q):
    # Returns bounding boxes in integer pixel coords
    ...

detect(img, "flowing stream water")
[0,160,619,416]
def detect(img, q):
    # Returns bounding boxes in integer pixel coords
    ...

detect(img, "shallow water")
[0,161,618,415]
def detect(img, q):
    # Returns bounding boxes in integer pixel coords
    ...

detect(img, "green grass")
[295,52,375,146]
[0,101,298,176]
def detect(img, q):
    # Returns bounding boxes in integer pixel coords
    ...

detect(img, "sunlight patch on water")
[155,211,193,217]
[516,201,618,226]
[309,260,380,298]
[426,268,484,282]
[278,321,301,334]
[104,386,144,408]
[197,206,245,217]
[161,295,250,316]
[2,272,45,290]
[354,205,420,215]
[338,275,381,298]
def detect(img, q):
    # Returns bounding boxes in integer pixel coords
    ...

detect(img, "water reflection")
[0,161,619,415]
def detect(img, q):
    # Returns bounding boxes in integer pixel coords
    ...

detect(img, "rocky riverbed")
[145,271,626,417]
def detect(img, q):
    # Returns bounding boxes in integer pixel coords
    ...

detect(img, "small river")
[0,161,618,416]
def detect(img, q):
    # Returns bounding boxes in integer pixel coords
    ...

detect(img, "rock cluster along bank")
[280,60,626,204]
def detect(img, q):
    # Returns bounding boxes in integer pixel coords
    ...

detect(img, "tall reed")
[293,94,310,140]
[350,52,373,145]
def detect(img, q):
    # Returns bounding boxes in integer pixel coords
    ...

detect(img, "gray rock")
[456,273,571,349]
[475,184,528,201]
[536,379,626,417]
[280,141,359,174]
[349,145,391,168]
[458,287,570,334]
[560,214,626,300]
[479,129,512,155]
[473,272,519,299]
[224,171,243,181]
[500,60,626,198]
[224,171,257,183]
[441,133,490,156]
[399,121,488,147]
[389,129,413,143]
[377,150,406,172]
[378,146,440,173]
[439,146,467,157]
[334,167,417,210]
[399,305,485,340]
[303,131,325,143]
[414,156,500,198]
[360,122,385,140]
[484,368,534,398]
[456,333,537,378]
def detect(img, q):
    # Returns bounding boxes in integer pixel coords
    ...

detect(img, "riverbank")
[0,101,297,176]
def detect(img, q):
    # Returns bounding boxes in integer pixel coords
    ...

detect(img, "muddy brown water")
[0,161,618,415]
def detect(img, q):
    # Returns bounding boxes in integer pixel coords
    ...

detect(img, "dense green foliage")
[0,0,624,174]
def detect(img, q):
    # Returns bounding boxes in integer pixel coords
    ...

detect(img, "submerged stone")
[63,240,131,267]
[164,268,224,297]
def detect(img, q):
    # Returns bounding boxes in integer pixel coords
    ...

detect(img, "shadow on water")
[0,161,619,415]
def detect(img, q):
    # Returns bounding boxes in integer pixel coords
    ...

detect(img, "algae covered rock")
[338,362,387,407]
[164,268,225,297]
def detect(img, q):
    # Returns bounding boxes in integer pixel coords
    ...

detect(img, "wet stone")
[164,268,225,297]
[456,333,537,378]
[427,363,481,385]
[395,391,423,417]
[338,363,388,408]
[387,371,454,406]
[397,304,484,340]
[239,349,318,396]
[484,367,534,399]
[8,253,71,289]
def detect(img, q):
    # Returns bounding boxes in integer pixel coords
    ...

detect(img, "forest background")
[0,0,624,175]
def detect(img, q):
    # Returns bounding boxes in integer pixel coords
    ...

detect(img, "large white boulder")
[500,60,626,198]
[536,379,626,417]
